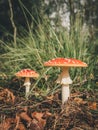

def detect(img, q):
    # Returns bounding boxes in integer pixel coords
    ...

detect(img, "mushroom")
[44,58,87,104]
[15,69,39,98]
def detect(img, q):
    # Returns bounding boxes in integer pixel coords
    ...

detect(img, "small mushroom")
[44,58,87,104]
[15,69,39,98]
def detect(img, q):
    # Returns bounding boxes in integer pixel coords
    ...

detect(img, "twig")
[8,0,17,47]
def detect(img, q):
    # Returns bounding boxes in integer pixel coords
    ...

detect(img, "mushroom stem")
[24,77,31,98]
[62,85,70,104]
[57,67,72,104]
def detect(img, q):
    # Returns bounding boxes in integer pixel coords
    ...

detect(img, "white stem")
[25,84,31,98]
[57,67,72,84]
[62,85,70,104]
[24,77,31,98]
[56,67,72,104]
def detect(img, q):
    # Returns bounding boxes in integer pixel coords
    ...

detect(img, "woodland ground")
[0,78,98,130]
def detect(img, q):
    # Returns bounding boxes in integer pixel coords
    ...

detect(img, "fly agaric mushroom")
[44,58,87,104]
[15,69,39,98]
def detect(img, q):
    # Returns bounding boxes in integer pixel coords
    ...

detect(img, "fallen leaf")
[43,111,52,119]
[19,112,32,122]
[0,117,16,130]
[31,112,46,129]
[15,123,26,130]
[88,102,97,110]
[74,97,86,104]
[46,95,54,100]
[29,119,41,130]
[0,88,15,103]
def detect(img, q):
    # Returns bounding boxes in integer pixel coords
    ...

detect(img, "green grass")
[1,24,90,74]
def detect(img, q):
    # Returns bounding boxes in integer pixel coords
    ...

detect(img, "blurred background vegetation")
[0,0,98,96]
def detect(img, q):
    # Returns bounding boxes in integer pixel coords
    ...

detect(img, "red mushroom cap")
[15,69,39,78]
[44,58,87,67]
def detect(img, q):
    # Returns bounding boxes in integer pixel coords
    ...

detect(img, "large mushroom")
[44,58,87,104]
[15,69,39,98]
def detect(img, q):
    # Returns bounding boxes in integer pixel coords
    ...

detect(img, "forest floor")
[0,78,98,130]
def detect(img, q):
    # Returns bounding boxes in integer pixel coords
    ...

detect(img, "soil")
[0,79,98,130]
